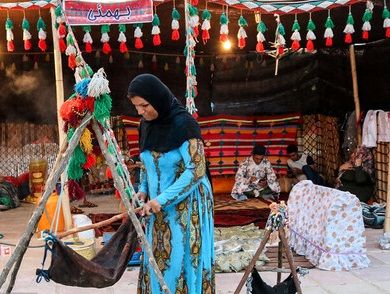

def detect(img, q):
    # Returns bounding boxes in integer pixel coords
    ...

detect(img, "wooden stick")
[279,228,302,294]
[92,121,171,294]
[234,229,272,294]
[0,114,92,291]
[349,45,362,146]
[277,240,283,283]
[384,143,390,233]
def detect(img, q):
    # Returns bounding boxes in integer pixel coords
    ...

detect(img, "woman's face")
[130,96,158,121]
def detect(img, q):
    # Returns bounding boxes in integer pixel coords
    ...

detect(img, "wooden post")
[384,144,390,233]
[349,45,362,146]
[50,7,72,231]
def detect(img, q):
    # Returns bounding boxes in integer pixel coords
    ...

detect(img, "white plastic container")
[72,214,95,240]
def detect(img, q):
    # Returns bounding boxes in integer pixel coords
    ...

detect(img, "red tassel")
[191,0,199,5]
[58,24,67,38]
[115,189,121,199]
[7,41,15,52]
[102,42,112,55]
[83,153,96,169]
[119,42,128,53]
[153,34,161,46]
[344,33,352,44]
[325,37,333,47]
[202,30,210,44]
[68,54,77,70]
[220,34,228,42]
[193,26,199,38]
[291,40,300,51]
[362,31,369,40]
[171,29,180,41]
[67,180,85,201]
[59,38,67,52]
[24,39,32,51]
[83,97,95,112]
[256,41,264,53]
[278,46,284,55]
[135,38,143,49]
[106,167,112,179]
[238,38,246,49]
[85,42,93,53]
[38,39,47,52]
[192,112,199,119]
[306,39,314,52]
[386,27,390,38]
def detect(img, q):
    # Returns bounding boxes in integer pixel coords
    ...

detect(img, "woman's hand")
[140,199,161,216]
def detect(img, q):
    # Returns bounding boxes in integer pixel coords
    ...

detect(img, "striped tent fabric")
[121,114,301,176]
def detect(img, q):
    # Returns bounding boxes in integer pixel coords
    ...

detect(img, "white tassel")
[324,27,334,38]
[257,31,265,42]
[38,28,46,40]
[343,24,355,34]
[118,31,126,42]
[100,32,110,43]
[23,30,32,41]
[306,30,316,40]
[278,34,286,46]
[83,31,93,43]
[65,45,76,56]
[134,27,143,38]
[384,18,390,28]
[362,21,371,31]
[237,27,247,38]
[56,16,65,24]
[220,24,229,34]
[171,19,179,30]
[151,26,160,35]
[291,30,301,41]
[189,15,199,28]
[6,29,14,41]
[201,19,210,30]
[74,67,82,83]
[88,68,110,97]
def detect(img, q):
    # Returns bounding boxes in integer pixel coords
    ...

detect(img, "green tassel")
[152,14,160,26]
[66,34,74,45]
[257,21,267,33]
[220,12,228,25]
[292,19,300,31]
[55,5,63,17]
[202,9,211,20]
[22,18,30,30]
[189,5,198,17]
[133,23,143,29]
[80,66,94,78]
[67,128,75,141]
[363,9,373,22]
[94,93,112,124]
[5,18,13,30]
[307,19,316,31]
[37,17,46,30]
[172,8,181,20]
[190,65,196,76]
[347,13,354,25]
[183,45,188,56]
[119,24,126,32]
[83,25,91,33]
[116,165,124,177]
[125,187,132,198]
[278,23,285,36]
[108,143,116,154]
[68,145,86,180]
[383,7,390,19]
[86,64,94,76]
[238,15,248,27]
[101,24,110,33]
[325,16,335,29]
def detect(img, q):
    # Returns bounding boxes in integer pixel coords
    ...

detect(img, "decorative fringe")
[94,93,112,124]
[134,25,143,49]
[343,12,355,44]
[87,68,110,97]
[37,17,47,52]
[83,153,96,170]
[256,20,267,52]
[101,25,111,55]
[383,6,390,38]
[80,128,93,153]
[237,15,248,49]
[83,26,93,53]
[118,24,128,53]
[6,18,14,52]
[67,179,85,201]
[75,78,91,98]
[22,18,32,51]
[68,145,86,181]
[324,15,335,47]
[220,12,229,42]
[152,14,161,46]
[306,19,316,52]
[362,1,373,40]
[171,8,181,41]
[290,18,301,51]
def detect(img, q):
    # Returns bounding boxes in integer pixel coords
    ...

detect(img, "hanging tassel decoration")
[343,10,355,44]
[80,128,93,154]
[22,17,32,51]
[201,9,211,44]
[87,68,110,98]
[171,7,181,41]
[256,18,267,53]
[324,12,335,47]
[383,2,390,38]
[100,25,111,55]
[290,17,301,51]
[152,14,161,46]
[65,33,77,70]
[37,17,47,52]
[68,146,86,181]
[362,1,374,40]
[237,15,248,49]
[188,4,199,38]
[94,93,112,125]
[83,153,96,170]
[275,15,286,56]
[118,24,128,53]
[220,12,229,42]
[55,6,67,52]
[5,17,14,52]
[306,17,316,52]
[82,25,93,53]
[134,24,144,49]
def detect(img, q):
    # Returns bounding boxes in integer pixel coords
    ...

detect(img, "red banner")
[63,0,153,25]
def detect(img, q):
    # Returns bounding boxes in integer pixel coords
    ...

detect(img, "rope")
[36,233,57,283]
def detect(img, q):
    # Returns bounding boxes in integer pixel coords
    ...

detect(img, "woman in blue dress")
[127,74,215,294]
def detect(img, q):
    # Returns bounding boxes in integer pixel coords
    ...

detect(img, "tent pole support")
[349,44,362,146]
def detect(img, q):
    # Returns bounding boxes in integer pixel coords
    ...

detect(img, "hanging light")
[222,39,232,50]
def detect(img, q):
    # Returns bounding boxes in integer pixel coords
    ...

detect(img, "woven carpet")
[262,246,315,270]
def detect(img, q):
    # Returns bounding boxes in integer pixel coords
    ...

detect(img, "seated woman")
[231,144,280,201]
[336,146,375,203]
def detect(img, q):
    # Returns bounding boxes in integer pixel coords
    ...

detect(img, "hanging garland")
[306,15,316,52]
[118,24,128,53]
[237,14,248,49]
[5,16,14,52]
[171,5,181,41]
[290,15,301,51]
[22,16,32,51]
[362,0,373,40]
[256,14,267,53]
[83,25,93,53]
[324,10,335,47]
[152,13,161,46]
[37,15,47,52]
[201,7,211,44]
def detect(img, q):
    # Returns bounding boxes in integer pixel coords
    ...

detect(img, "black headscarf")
[128,74,202,153]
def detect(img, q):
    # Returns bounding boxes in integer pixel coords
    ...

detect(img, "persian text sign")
[63,0,153,25]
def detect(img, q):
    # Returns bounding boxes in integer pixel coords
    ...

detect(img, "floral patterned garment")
[231,156,280,199]
[288,180,370,271]
[137,139,215,294]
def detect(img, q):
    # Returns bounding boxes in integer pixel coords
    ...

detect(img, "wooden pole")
[384,144,390,233]
[0,115,92,291]
[50,7,72,231]
[349,45,362,146]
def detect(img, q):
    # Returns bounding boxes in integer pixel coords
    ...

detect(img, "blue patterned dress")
[137,139,215,294]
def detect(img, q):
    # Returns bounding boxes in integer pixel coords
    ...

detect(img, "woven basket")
[66,238,96,260]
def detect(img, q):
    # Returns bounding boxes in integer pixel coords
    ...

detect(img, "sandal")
[71,206,84,214]
[78,200,98,208]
